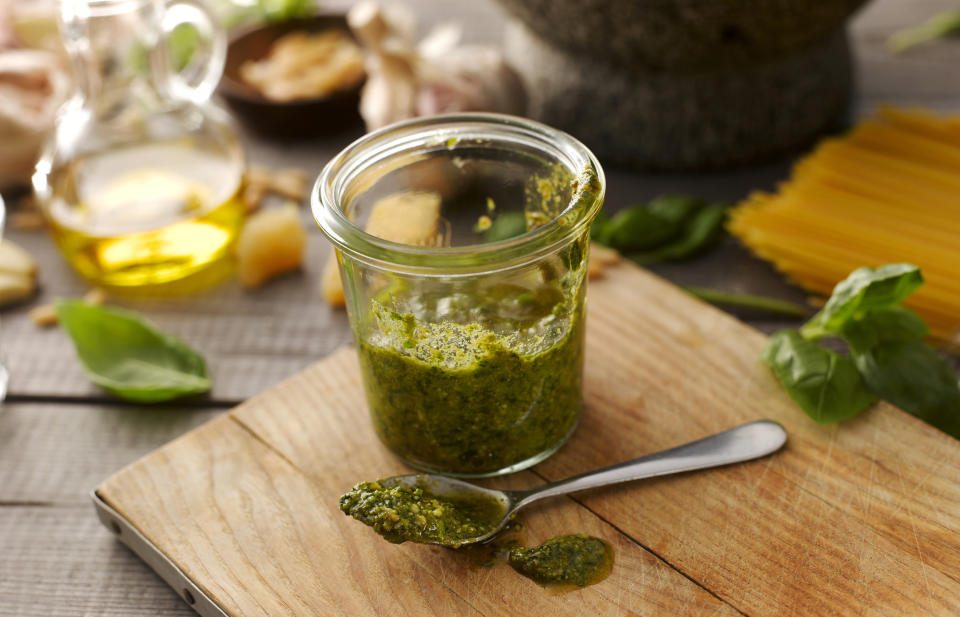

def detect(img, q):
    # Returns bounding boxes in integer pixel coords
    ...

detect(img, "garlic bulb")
[348,1,526,132]
[0,49,69,189]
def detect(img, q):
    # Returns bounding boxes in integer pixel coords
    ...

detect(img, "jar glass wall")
[314,113,604,477]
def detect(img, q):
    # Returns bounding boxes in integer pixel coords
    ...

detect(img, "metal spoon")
[379,420,787,546]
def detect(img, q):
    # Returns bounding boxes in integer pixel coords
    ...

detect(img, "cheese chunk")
[236,204,307,289]
[322,191,442,307]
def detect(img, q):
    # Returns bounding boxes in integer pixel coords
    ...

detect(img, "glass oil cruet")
[33,0,245,290]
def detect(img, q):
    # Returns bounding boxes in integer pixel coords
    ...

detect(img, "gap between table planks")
[96,261,960,617]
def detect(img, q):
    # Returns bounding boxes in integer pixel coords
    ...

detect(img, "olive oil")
[43,141,244,289]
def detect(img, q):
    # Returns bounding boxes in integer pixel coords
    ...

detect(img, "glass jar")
[314,113,605,477]
[32,0,245,291]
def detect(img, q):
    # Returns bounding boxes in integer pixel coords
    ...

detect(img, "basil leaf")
[592,194,706,251]
[168,23,200,72]
[590,212,613,244]
[257,0,314,22]
[762,330,876,424]
[852,341,960,438]
[646,194,704,226]
[484,212,528,242]
[630,203,727,264]
[128,23,199,76]
[801,264,923,339]
[55,300,211,403]
[840,306,928,352]
[606,207,679,252]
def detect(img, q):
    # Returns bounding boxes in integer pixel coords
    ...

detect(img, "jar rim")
[312,113,605,275]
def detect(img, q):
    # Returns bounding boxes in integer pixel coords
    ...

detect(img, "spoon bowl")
[376,475,513,544]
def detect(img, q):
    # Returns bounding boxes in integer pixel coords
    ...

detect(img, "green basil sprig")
[799,263,923,339]
[591,194,726,264]
[482,212,528,243]
[686,287,809,319]
[602,207,677,251]
[762,264,960,438]
[762,331,876,424]
[852,341,960,437]
[593,195,804,319]
[255,0,315,22]
[888,10,960,53]
[630,204,727,265]
[56,300,211,403]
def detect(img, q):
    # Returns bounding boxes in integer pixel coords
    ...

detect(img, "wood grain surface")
[0,402,226,617]
[0,505,190,617]
[98,262,960,617]
[0,404,224,504]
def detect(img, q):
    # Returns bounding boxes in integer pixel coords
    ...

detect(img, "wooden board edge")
[90,489,229,617]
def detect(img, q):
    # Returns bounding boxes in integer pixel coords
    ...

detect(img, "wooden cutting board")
[95,262,960,617]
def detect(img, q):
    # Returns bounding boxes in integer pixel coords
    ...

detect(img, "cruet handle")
[159,0,227,104]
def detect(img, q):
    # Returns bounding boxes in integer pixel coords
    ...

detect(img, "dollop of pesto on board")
[356,276,586,476]
[339,480,505,547]
[508,534,614,589]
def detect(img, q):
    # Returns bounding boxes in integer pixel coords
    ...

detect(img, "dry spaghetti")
[728,106,960,346]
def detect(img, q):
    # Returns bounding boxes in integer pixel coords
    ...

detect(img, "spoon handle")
[513,420,786,509]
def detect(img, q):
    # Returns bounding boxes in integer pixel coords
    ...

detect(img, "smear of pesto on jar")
[339,479,505,547]
[356,276,586,476]
[525,164,603,230]
[508,534,614,589]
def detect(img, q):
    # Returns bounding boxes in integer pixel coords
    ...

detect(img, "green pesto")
[339,480,504,547]
[524,162,600,227]
[508,534,614,588]
[356,281,585,476]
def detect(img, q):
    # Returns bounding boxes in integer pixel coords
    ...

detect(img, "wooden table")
[1,1,957,614]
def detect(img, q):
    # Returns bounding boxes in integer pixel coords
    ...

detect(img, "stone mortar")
[496,0,868,72]
[505,22,853,170]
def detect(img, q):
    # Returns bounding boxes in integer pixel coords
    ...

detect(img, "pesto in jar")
[339,479,505,548]
[508,534,614,589]
[356,275,586,476]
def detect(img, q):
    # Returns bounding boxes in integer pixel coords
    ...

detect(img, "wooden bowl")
[219,15,365,139]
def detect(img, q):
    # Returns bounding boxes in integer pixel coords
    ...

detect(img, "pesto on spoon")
[339,478,506,548]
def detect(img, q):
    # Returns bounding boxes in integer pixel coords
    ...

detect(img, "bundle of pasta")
[728,106,960,346]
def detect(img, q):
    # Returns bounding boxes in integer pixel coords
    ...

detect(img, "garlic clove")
[0,239,38,277]
[320,190,442,307]
[0,271,35,307]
